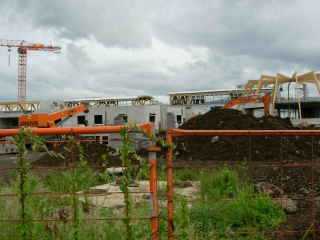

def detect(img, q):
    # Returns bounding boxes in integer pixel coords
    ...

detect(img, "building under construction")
[0,71,320,153]
[0,85,319,131]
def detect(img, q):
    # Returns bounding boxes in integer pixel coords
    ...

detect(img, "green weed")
[187,168,286,239]
[200,167,239,200]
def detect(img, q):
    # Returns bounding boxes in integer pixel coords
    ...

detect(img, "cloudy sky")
[0,0,318,101]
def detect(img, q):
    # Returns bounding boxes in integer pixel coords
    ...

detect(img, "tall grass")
[186,167,286,239]
[0,128,151,239]
[200,167,239,200]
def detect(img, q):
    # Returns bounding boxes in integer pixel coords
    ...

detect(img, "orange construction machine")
[19,104,88,128]
[224,94,271,116]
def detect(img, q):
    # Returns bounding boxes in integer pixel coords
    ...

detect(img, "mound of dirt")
[180,108,294,130]
[177,109,318,161]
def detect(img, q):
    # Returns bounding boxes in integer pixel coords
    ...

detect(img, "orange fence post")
[148,146,160,240]
[166,132,174,240]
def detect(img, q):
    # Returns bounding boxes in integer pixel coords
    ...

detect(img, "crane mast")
[0,39,61,101]
[18,47,27,101]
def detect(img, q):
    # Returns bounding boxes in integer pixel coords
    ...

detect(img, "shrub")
[200,167,239,200]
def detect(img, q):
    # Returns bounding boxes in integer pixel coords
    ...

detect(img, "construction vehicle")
[224,93,271,116]
[19,104,88,128]
[0,39,61,101]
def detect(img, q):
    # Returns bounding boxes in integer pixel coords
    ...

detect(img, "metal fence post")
[148,146,160,240]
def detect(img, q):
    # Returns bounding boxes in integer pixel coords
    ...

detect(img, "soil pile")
[180,108,294,130]
[177,109,318,161]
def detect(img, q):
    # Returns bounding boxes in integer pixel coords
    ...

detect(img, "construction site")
[0,39,319,240]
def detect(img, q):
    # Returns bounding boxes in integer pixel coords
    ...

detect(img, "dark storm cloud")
[0,0,318,100]
[153,0,320,66]
[9,0,154,47]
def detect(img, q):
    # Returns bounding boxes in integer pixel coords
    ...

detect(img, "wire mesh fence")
[0,124,160,240]
[166,129,320,240]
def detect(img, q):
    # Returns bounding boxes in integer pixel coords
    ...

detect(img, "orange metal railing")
[0,122,153,137]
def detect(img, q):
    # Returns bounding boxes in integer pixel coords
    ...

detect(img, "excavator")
[224,93,271,116]
[19,104,88,128]
[224,76,276,115]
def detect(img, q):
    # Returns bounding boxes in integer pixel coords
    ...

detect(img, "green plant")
[97,153,114,183]
[200,167,239,200]
[188,168,286,239]
[136,157,149,180]
[190,202,216,239]
[119,127,134,240]
[43,137,99,240]
[176,196,189,240]
[13,128,49,240]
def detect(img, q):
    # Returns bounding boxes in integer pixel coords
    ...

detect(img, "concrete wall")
[62,104,164,130]
[166,104,213,128]
[62,103,219,130]
[63,106,101,126]
[106,105,162,129]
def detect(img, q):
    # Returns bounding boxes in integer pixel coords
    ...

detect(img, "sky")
[0,0,319,101]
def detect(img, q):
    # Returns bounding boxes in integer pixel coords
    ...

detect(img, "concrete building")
[63,97,166,130]
[1,87,319,130]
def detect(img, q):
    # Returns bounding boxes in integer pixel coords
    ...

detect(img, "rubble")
[275,197,297,213]
[255,182,284,197]
[256,182,297,213]
[78,180,199,208]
